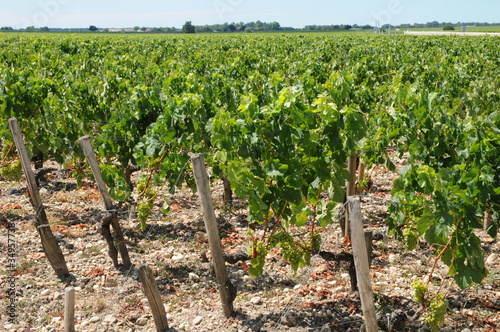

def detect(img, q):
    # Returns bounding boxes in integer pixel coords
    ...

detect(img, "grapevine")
[412,279,448,331]
[136,177,158,232]
[403,227,419,251]
[425,293,447,332]
[0,158,22,181]
[0,142,22,181]
[0,33,498,290]
[412,279,428,306]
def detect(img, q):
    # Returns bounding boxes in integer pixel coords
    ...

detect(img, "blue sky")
[2,0,499,29]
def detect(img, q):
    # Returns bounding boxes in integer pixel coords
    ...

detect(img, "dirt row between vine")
[0,157,499,332]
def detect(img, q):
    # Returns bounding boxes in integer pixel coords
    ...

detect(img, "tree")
[134,26,140,31]
[196,25,212,33]
[182,21,196,33]
[443,25,455,31]
[268,21,281,31]
[228,24,236,32]
[89,25,98,31]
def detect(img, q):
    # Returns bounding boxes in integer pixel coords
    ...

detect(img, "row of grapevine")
[1,33,498,290]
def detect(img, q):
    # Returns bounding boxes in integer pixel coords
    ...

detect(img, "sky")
[1,0,499,29]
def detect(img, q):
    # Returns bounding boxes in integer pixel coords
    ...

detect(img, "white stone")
[171,254,185,262]
[103,315,117,324]
[193,316,203,325]
[89,316,100,323]
[135,317,148,326]
[485,253,498,266]
[333,286,345,293]
[250,296,262,305]
[188,272,200,281]
[388,254,398,263]
[40,289,50,296]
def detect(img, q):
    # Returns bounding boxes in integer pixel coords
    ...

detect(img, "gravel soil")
[0,158,499,332]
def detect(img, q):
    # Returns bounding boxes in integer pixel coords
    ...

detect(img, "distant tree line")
[25,26,50,32]
[10,20,500,33]
[193,20,285,33]
[395,21,499,29]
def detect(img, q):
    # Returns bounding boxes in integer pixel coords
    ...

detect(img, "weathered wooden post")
[64,287,75,332]
[9,118,70,279]
[484,210,493,229]
[78,136,131,269]
[137,264,169,332]
[343,154,358,237]
[192,154,236,318]
[348,197,377,332]
[357,162,366,193]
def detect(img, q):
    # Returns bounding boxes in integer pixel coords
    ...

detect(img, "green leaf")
[266,169,283,177]
[329,183,346,203]
[318,201,338,228]
[161,200,170,214]
[417,212,435,235]
[290,203,311,227]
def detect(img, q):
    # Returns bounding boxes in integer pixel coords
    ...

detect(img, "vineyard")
[0,33,499,331]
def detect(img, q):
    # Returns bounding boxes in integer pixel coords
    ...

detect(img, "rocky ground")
[0,158,499,332]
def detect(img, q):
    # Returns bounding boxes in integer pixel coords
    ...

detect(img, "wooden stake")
[64,287,75,332]
[357,162,366,193]
[78,136,131,269]
[484,210,493,229]
[8,118,70,279]
[78,136,113,208]
[348,197,377,332]
[137,264,169,332]
[192,154,235,318]
[344,154,358,237]
[222,175,233,209]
